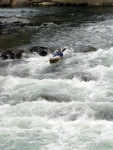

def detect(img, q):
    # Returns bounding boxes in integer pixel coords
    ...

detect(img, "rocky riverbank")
[0,0,113,7]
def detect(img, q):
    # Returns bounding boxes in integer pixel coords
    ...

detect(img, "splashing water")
[0,6,113,150]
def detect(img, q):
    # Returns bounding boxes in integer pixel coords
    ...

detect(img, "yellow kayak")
[49,56,62,63]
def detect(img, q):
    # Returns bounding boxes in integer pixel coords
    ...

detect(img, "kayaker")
[53,48,63,57]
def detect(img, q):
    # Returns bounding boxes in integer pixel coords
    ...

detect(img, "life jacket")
[53,51,63,57]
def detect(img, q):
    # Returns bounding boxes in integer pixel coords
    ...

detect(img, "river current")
[0,6,113,150]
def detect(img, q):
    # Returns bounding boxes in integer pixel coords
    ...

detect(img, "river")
[0,6,113,150]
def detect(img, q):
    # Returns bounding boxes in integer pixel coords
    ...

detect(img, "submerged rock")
[41,93,71,102]
[62,71,96,82]
[76,45,97,53]
[82,46,97,53]
[0,19,32,36]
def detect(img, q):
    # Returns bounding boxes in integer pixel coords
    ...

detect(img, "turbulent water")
[1,6,113,150]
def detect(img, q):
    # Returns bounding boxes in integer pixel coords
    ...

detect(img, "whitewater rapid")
[1,6,113,150]
[0,46,113,149]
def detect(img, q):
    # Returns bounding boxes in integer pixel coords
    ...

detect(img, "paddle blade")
[62,48,66,52]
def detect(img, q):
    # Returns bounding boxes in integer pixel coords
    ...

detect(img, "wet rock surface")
[0,45,50,60]
[29,46,49,56]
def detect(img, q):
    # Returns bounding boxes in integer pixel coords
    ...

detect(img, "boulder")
[0,46,49,60]
[29,46,49,56]
[0,49,24,60]
[1,50,14,60]
[1,53,8,60]
[14,50,24,59]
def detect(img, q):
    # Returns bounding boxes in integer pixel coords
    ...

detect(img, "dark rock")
[15,50,24,59]
[82,46,97,53]
[0,49,24,60]
[75,45,97,53]
[29,46,49,56]
[1,53,8,60]
[7,50,15,59]
[1,50,14,60]
[0,46,49,60]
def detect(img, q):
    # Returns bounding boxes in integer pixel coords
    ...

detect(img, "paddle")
[62,48,66,52]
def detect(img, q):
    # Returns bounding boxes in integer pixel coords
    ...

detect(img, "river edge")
[1,0,113,7]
